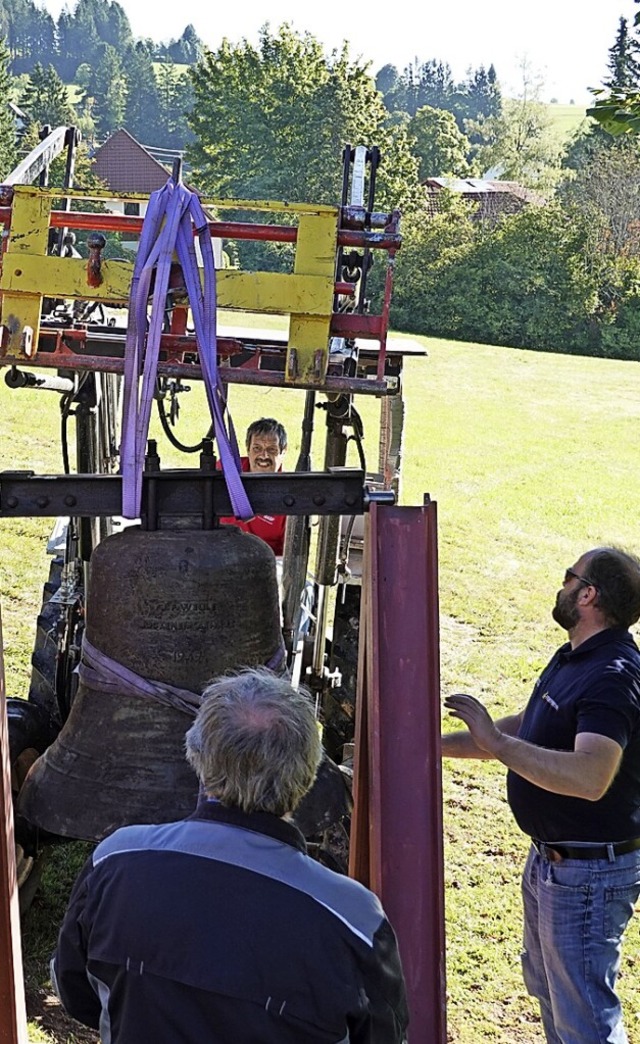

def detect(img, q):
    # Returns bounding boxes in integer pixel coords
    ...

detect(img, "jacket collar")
[189,798,307,853]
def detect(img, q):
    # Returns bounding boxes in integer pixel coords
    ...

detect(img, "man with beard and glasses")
[442,547,640,1044]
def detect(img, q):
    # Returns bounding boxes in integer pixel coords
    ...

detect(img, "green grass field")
[3,332,640,1041]
[547,102,591,143]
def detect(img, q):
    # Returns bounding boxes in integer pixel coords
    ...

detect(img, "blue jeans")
[521,844,640,1043]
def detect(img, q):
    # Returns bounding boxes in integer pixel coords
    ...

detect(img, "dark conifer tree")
[22,62,74,126]
[414,59,455,115]
[564,16,640,171]
[0,35,17,176]
[605,16,640,90]
[81,41,127,138]
[375,63,408,113]
[124,42,162,145]
[166,25,203,64]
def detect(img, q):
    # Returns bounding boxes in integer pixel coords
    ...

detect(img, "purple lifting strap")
[79,636,287,717]
[120,176,252,521]
[79,636,203,717]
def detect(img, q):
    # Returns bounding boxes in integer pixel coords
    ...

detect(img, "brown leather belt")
[532,837,640,862]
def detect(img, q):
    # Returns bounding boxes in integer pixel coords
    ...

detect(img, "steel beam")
[0,603,28,1044]
[350,501,446,1043]
[0,469,370,520]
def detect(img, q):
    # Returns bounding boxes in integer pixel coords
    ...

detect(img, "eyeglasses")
[564,568,598,590]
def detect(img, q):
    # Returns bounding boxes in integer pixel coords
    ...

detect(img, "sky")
[40,0,637,106]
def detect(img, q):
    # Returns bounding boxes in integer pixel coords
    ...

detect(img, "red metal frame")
[0,604,28,1044]
[350,502,446,1042]
[18,330,393,393]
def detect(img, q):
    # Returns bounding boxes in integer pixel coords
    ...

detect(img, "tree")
[605,17,640,91]
[187,25,420,211]
[467,60,560,187]
[102,0,132,52]
[589,4,640,134]
[394,199,600,353]
[0,35,16,176]
[402,58,455,117]
[561,118,610,172]
[375,63,407,113]
[408,105,473,179]
[21,63,74,127]
[155,61,193,149]
[1,0,55,73]
[165,24,203,64]
[458,203,599,352]
[123,42,162,144]
[81,42,127,138]
[389,191,477,333]
[455,64,502,127]
[558,138,640,257]
[55,0,132,79]
[56,3,100,79]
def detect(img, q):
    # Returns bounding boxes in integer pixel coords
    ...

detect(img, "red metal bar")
[0,603,28,1044]
[376,251,396,381]
[1,349,392,395]
[0,208,401,252]
[350,502,446,1043]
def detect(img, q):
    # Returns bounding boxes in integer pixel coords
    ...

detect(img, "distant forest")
[0,0,505,154]
[0,0,202,74]
[3,0,640,363]
[0,0,203,148]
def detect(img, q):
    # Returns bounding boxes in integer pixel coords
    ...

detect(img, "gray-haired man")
[52,667,409,1043]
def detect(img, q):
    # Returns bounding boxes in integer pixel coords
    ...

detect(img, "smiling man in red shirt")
[220,418,288,555]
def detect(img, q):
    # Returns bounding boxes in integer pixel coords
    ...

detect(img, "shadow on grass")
[21,840,98,1043]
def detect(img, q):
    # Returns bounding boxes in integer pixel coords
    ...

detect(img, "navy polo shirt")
[507,628,640,843]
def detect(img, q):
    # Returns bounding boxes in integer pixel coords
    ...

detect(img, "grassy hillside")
[3,333,640,1040]
[547,101,591,144]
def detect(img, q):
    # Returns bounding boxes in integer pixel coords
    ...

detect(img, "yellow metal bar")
[217,272,333,315]
[1,255,133,302]
[2,263,337,315]
[0,184,337,217]
[287,211,338,384]
[0,187,50,357]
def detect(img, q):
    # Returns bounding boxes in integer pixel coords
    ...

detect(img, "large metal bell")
[18,525,283,842]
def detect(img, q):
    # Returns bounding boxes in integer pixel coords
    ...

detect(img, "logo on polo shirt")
[541,691,559,711]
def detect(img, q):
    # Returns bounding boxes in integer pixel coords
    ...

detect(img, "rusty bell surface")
[18,525,283,841]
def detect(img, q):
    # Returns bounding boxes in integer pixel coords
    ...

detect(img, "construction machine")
[0,128,445,1040]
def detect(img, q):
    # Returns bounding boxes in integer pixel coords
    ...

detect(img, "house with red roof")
[90,129,221,264]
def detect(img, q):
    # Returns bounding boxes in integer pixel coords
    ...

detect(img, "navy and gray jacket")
[52,800,409,1042]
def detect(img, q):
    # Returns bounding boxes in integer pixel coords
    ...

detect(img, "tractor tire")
[8,554,68,909]
[324,584,361,763]
[8,704,53,913]
[28,554,66,723]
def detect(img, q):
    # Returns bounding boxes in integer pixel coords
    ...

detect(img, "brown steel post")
[349,565,371,886]
[350,502,446,1043]
[0,601,28,1044]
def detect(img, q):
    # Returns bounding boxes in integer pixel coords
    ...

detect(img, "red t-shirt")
[218,457,286,555]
